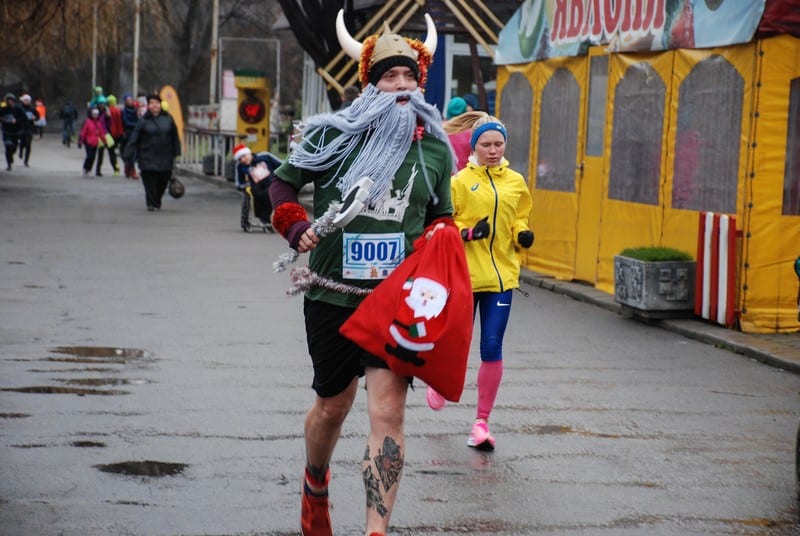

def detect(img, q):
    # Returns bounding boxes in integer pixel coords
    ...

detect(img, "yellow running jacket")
[451,157,533,293]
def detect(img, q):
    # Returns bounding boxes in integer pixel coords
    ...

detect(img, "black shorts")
[304,298,388,398]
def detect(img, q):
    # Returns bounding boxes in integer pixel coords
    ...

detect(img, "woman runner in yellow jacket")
[427,114,534,451]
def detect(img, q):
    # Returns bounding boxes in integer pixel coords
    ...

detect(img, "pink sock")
[476,360,503,421]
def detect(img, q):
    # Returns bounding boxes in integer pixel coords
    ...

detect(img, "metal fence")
[179,126,239,179]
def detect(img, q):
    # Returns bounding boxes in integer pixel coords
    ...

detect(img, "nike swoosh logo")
[496,301,510,307]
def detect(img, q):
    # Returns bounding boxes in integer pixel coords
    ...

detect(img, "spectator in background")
[78,107,108,177]
[122,94,181,211]
[121,94,139,179]
[60,100,78,146]
[89,86,105,109]
[443,97,482,171]
[446,96,467,119]
[338,85,360,110]
[462,93,479,112]
[17,94,38,167]
[106,95,124,175]
[136,94,147,118]
[2,93,25,171]
[234,143,282,230]
[34,98,46,139]
[93,96,111,176]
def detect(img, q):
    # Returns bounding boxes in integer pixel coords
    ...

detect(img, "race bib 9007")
[342,232,404,280]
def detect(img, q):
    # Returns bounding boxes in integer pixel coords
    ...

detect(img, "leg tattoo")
[374,436,403,492]
[362,436,403,518]
[363,465,388,517]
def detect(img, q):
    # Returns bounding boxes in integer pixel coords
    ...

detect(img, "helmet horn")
[336,10,363,61]
[423,14,437,56]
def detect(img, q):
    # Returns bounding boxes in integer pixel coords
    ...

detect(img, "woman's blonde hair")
[443,110,489,135]
[471,114,504,131]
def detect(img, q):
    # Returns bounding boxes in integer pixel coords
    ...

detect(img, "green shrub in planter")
[619,247,693,262]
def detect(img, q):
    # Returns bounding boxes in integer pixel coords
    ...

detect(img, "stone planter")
[614,255,696,319]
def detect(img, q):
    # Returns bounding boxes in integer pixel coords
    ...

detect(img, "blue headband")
[470,122,507,149]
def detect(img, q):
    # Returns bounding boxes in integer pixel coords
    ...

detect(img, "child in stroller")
[233,144,282,232]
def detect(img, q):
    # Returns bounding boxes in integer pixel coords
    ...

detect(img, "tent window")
[536,68,580,192]
[608,62,665,205]
[499,72,533,180]
[586,55,609,157]
[783,77,800,216]
[672,56,743,213]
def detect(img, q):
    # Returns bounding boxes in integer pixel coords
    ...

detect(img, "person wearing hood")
[89,86,105,109]
[2,93,26,171]
[122,94,181,211]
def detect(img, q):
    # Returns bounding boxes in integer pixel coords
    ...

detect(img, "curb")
[521,269,800,375]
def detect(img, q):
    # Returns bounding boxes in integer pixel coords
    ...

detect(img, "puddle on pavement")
[55,377,151,387]
[0,386,129,396]
[46,346,153,365]
[521,423,622,439]
[72,440,106,448]
[108,500,154,506]
[95,460,188,477]
[29,367,120,373]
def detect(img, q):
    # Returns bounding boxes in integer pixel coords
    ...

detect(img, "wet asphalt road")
[1,138,799,536]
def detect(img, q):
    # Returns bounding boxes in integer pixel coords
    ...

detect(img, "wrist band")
[467,228,473,241]
[272,202,308,239]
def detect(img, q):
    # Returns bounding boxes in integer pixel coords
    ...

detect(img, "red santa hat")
[233,144,252,160]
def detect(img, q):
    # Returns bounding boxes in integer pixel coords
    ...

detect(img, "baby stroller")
[235,151,282,233]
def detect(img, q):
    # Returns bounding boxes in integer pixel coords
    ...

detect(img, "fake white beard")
[289,85,451,205]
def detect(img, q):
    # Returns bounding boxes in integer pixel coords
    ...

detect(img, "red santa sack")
[339,220,473,402]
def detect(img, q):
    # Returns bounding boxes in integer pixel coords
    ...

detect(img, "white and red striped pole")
[695,212,737,327]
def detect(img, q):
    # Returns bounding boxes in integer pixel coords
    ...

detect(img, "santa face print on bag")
[385,276,448,366]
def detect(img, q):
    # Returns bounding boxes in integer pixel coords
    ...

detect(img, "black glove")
[461,216,490,241]
[518,230,534,248]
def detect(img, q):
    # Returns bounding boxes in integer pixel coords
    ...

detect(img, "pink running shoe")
[467,419,495,451]
[426,386,446,411]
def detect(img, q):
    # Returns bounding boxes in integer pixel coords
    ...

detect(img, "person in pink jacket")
[78,107,108,176]
[443,103,487,172]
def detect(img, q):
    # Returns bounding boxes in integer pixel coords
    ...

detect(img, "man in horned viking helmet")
[268,10,455,536]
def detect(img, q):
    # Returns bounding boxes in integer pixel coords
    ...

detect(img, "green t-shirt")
[276,129,453,308]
